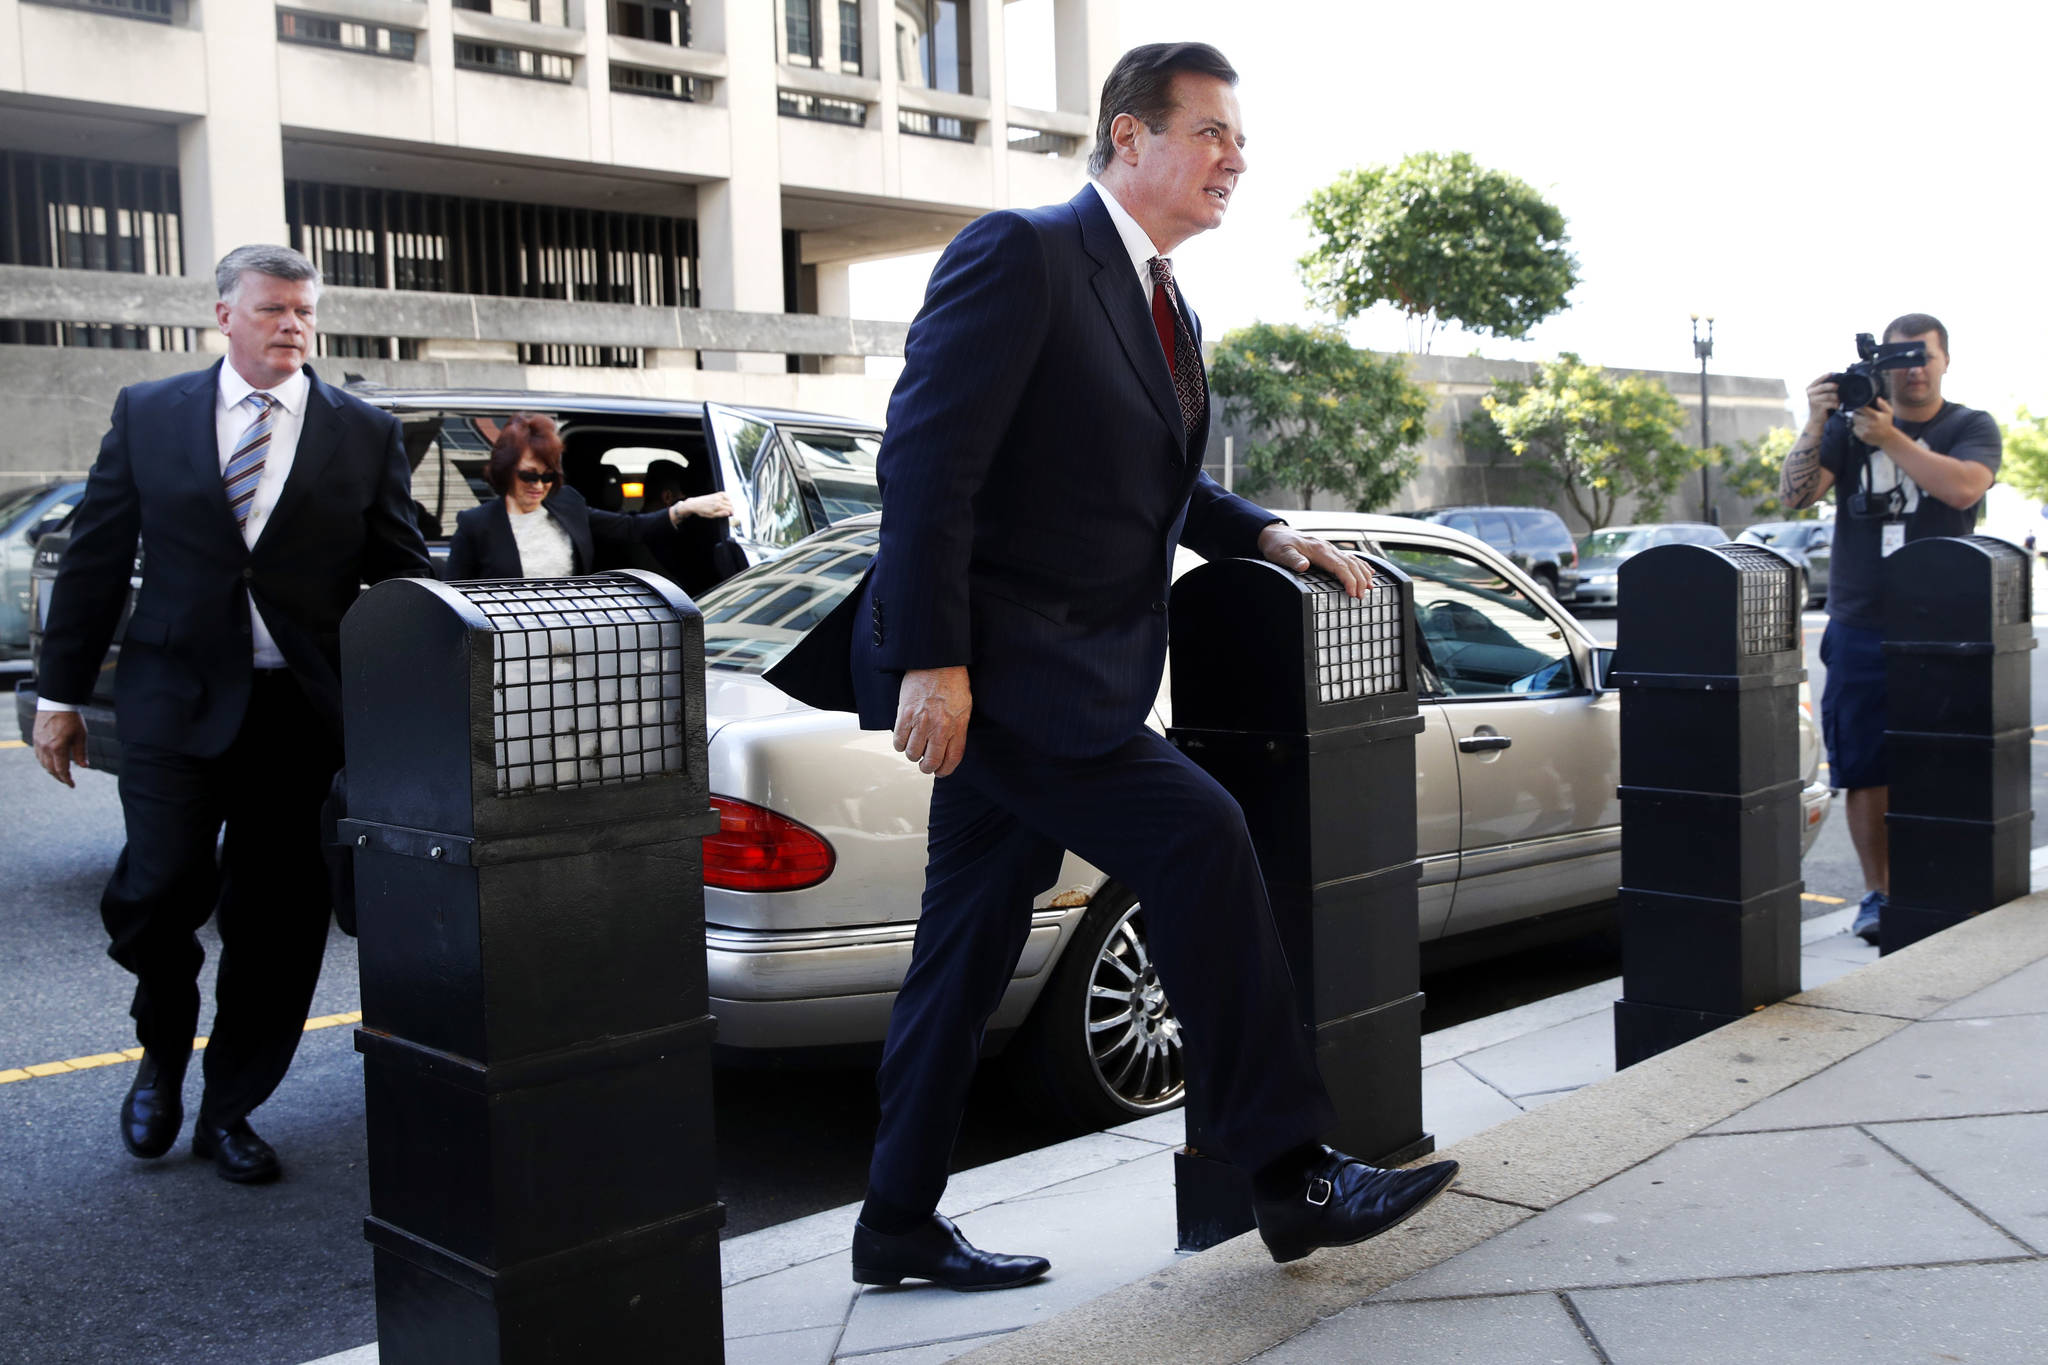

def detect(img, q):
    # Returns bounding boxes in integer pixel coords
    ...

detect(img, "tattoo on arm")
[1781,431,1825,509]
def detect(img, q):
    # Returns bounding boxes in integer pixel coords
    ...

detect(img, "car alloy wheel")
[1081,899,1185,1115]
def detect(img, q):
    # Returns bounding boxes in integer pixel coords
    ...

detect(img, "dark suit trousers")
[867,722,1337,1213]
[101,670,341,1125]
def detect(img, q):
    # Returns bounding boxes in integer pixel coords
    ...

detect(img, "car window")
[1443,513,1477,536]
[0,485,46,530]
[1474,513,1514,546]
[404,412,500,515]
[1579,528,1647,558]
[1681,526,1724,545]
[780,428,883,524]
[1385,544,1577,698]
[699,523,879,672]
[747,437,809,552]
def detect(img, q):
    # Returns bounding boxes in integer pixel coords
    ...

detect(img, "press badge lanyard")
[1863,401,1948,557]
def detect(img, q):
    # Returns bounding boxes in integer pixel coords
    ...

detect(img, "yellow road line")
[0,1012,362,1087]
[0,739,24,750]
[1801,892,1848,905]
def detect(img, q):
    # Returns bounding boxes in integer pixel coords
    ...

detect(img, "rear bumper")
[704,906,1084,1049]
[1799,779,1832,855]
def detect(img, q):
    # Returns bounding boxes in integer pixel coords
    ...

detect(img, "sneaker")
[1852,890,1886,946]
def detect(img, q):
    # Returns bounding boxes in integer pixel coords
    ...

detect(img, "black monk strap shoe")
[852,1213,1050,1292]
[192,1117,282,1184]
[120,1054,184,1159]
[1252,1146,1460,1264]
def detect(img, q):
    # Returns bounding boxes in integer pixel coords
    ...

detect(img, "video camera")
[1828,333,1927,412]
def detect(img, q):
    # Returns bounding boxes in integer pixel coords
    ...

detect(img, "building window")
[19,0,173,23]
[277,10,418,59]
[0,151,192,352]
[896,0,969,94]
[779,90,868,127]
[785,0,818,65]
[613,64,713,102]
[838,0,861,73]
[286,181,700,369]
[1007,124,1079,157]
[454,40,573,82]
[613,0,689,47]
[453,0,568,24]
[899,109,972,142]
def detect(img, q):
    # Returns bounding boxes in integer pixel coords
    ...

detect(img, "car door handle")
[1458,733,1513,753]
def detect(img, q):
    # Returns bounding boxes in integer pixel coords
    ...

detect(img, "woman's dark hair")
[1088,42,1238,177]
[486,412,564,495]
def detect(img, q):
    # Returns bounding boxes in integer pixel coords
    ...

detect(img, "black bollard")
[1611,543,1807,1069]
[1166,555,1431,1252]
[1882,535,2036,952]
[339,571,725,1365]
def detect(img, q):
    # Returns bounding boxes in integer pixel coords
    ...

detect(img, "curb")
[949,892,2048,1365]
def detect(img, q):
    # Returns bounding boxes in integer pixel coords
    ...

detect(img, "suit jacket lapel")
[181,361,238,532]
[254,365,343,553]
[487,498,519,573]
[1071,189,1186,452]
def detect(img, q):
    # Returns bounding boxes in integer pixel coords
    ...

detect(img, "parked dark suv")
[1399,506,1580,599]
[14,386,884,772]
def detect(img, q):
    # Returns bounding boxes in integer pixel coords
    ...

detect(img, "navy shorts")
[1819,620,1887,789]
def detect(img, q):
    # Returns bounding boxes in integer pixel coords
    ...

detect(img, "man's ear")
[1110,111,1144,164]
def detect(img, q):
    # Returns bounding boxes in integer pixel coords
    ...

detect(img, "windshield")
[783,429,883,523]
[1739,522,1797,544]
[1578,529,1649,559]
[698,522,878,673]
[0,484,49,530]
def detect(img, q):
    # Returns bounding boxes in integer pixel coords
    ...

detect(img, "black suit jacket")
[768,186,1276,757]
[443,486,677,581]
[39,361,433,756]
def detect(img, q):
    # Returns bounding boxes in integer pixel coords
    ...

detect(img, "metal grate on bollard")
[1718,543,1802,656]
[465,576,690,795]
[1308,577,1405,703]
[1968,534,2031,627]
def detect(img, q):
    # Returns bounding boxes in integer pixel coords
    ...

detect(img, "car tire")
[1535,567,1559,599]
[1011,885,1185,1130]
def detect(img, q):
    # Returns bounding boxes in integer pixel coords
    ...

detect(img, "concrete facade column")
[974,0,1008,206]
[583,0,614,161]
[696,0,787,373]
[813,262,861,375]
[875,0,903,196]
[424,0,458,141]
[181,0,289,273]
[1053,0,1117,118]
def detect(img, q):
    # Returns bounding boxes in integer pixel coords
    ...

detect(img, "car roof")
[343,385,881,431]
[1591,522,1721,533]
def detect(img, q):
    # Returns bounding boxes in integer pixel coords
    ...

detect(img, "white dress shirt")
[39,363,307,715]
[1090,180,1169,307]
[216,363,308,669]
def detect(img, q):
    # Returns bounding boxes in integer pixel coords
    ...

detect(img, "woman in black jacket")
[445,413,732,580]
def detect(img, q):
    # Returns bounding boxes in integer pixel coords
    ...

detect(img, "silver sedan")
[693,512,1832,1128]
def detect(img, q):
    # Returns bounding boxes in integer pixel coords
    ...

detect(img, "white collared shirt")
[215,363,309,668]
[1090,180,1170,307]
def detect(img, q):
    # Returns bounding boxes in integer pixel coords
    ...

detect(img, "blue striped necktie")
[224,392,276,529]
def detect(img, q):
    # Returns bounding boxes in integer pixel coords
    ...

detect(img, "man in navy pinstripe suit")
[768,43,1459,1288]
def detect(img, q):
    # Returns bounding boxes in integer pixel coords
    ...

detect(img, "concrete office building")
[0,0,1116,479]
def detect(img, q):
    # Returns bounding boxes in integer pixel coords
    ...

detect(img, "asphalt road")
[2,605,2043,1364]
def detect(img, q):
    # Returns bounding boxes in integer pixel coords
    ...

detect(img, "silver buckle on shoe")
[1306,1177,1332,1207]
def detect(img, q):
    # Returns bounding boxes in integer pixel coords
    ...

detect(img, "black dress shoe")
[120,1054,184,1160]
[852,1214,1050,1292]
[1252,1146,1460,1264]
[192,1117,281,1184]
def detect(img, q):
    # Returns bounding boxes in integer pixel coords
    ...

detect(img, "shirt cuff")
[35,697,82,714]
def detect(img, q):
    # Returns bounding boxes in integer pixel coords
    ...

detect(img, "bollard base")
[1880,901,1981,956]
[1613,998,1745,1070]
[1174,1148,1255,1253]
[1886,809,2032,917]
[367,1207,725,1365]
[1618,881,1802,1016]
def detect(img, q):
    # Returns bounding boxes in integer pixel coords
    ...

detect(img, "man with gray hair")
[33,244,431,1181]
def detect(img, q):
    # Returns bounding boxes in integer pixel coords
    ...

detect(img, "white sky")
[854,0,2048,435]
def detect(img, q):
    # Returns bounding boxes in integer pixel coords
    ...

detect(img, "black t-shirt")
[1817,402,2002,629]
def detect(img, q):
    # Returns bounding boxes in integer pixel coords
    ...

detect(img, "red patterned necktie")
[1148,256,1205,440]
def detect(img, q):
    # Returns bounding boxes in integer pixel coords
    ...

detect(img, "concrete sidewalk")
[311,879,2047,1365]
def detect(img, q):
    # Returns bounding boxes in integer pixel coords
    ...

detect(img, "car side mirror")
[26,515,65,545]
[1589,645,1616,693]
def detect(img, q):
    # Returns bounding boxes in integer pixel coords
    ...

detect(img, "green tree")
[1209,322,1431,511]
[1298,151,1579,353]
[1718,426,1817,521]
[1467,353,1703,531]
[1999,407,2048,502]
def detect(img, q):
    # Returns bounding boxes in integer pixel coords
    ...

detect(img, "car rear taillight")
[1564,544,1578,570]
[703,796,836,891]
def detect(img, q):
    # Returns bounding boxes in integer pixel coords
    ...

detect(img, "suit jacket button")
[242,567,255,581]
[1151,600,1167,614]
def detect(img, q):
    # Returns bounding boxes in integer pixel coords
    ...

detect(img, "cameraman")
[1780,312,2002,945]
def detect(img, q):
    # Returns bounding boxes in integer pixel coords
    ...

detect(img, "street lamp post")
[1692,314,1715,524]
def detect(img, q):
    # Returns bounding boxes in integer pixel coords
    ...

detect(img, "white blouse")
[507,501,575,578]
